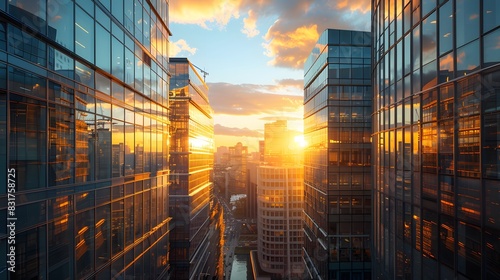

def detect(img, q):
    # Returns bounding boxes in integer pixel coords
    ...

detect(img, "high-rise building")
[0,1,172,279]
[256,120,304,278]
[257,165,304,278]
[228,142,248,195]
[168,57,216,279]
[247,160,259,219]
[372,1,500,279]
[302,29,372,279]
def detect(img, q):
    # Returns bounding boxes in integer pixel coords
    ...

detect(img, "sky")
[169,0,371,152]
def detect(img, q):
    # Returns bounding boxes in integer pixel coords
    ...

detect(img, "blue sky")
[168,0,371,151]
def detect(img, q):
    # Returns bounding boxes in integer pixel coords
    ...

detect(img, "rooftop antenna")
[192,64,209,82]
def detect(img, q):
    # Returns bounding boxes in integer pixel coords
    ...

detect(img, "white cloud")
[169,39,197,57]
[241,10,260,37]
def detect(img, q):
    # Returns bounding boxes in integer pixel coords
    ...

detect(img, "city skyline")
[2,1,500,280]
[169,0,371,151]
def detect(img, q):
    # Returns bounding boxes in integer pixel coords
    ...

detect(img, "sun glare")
[294,135,307,148]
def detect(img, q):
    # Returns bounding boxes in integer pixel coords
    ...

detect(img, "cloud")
[169,0,241,29]
[333,0,371,14]
[170,0,371,69]
[255,0,371,69]
[169,39,197,57]
[207,82,303,115]
[263,23,319,69]
[259,116,303,121]
[242,10,260,37]
[214,124,263,137]
[275,78,303,88]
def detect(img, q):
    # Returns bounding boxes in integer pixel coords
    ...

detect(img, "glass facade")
[168,58,215,280]
[303,29,372,280]
[0,1,172,279]
[372,0,500,279]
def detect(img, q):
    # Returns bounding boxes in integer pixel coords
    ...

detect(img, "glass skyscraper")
[0,0,172,279]
[303,29,372,280]
[372,0,500,279]
[168,57,215,279]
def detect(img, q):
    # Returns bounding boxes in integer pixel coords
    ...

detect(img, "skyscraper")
[372,0,500,279]
[303,29,372,279]
[256,120,304,278]
[168,57,216,279]
[228,142,248,195]
[1,1,172,279]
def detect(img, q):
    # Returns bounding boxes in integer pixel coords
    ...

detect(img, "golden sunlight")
[294,135,307,148]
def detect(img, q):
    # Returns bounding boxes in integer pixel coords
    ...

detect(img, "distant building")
[228,142,248,194]
[303,29,372,279]
[256,120,305,278]
[215,146,228,165]
[169,58,216,279]
[247,161,259,219]
[372,1,500,279]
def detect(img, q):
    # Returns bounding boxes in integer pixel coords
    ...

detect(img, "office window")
[48,0,74,50]
[95,204,110,268]
[96,24,111,73]
[9,25,47,66]
[9,95,47,190]
[75,210,95,278]
[48,103,75,186]
[75,6,95,63]
[484,29,500,66]
[16,227,47,279]
[422,12,436,66]
[439,1,452,55]
[484,0,500,33]
[456,0,479,47]
[456,40,479,75]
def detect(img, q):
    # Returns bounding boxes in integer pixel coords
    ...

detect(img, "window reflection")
[75,6,95,63]
[95,118,112,180]
[456,0,479,47]
[10,94,47,190]
[439,1,452,55]
[75,61,94,88]
[48,0,74,50]
[456,40,479,76]
[96,24,111,73]
[111,200,124,256]
[75,209,94,278]
[439,52,454,83]
[484,29,500,67]
[484,0,500,33]
[422,12,436,66]
[49,103,75,186]
[8,0,46,33]
[9,25,46,66]
[112,120,125,177]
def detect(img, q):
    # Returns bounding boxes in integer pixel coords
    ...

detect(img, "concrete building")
[256,120,305,278]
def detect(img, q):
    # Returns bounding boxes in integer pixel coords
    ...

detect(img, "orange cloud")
[334,0,371,14]
[275,78,303,89]
[263,24,319,69]
[169,0,241,28]
[171,0,371,69]
[169,39,197,56]
[242,9,260,37]
[207,82,303,115]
